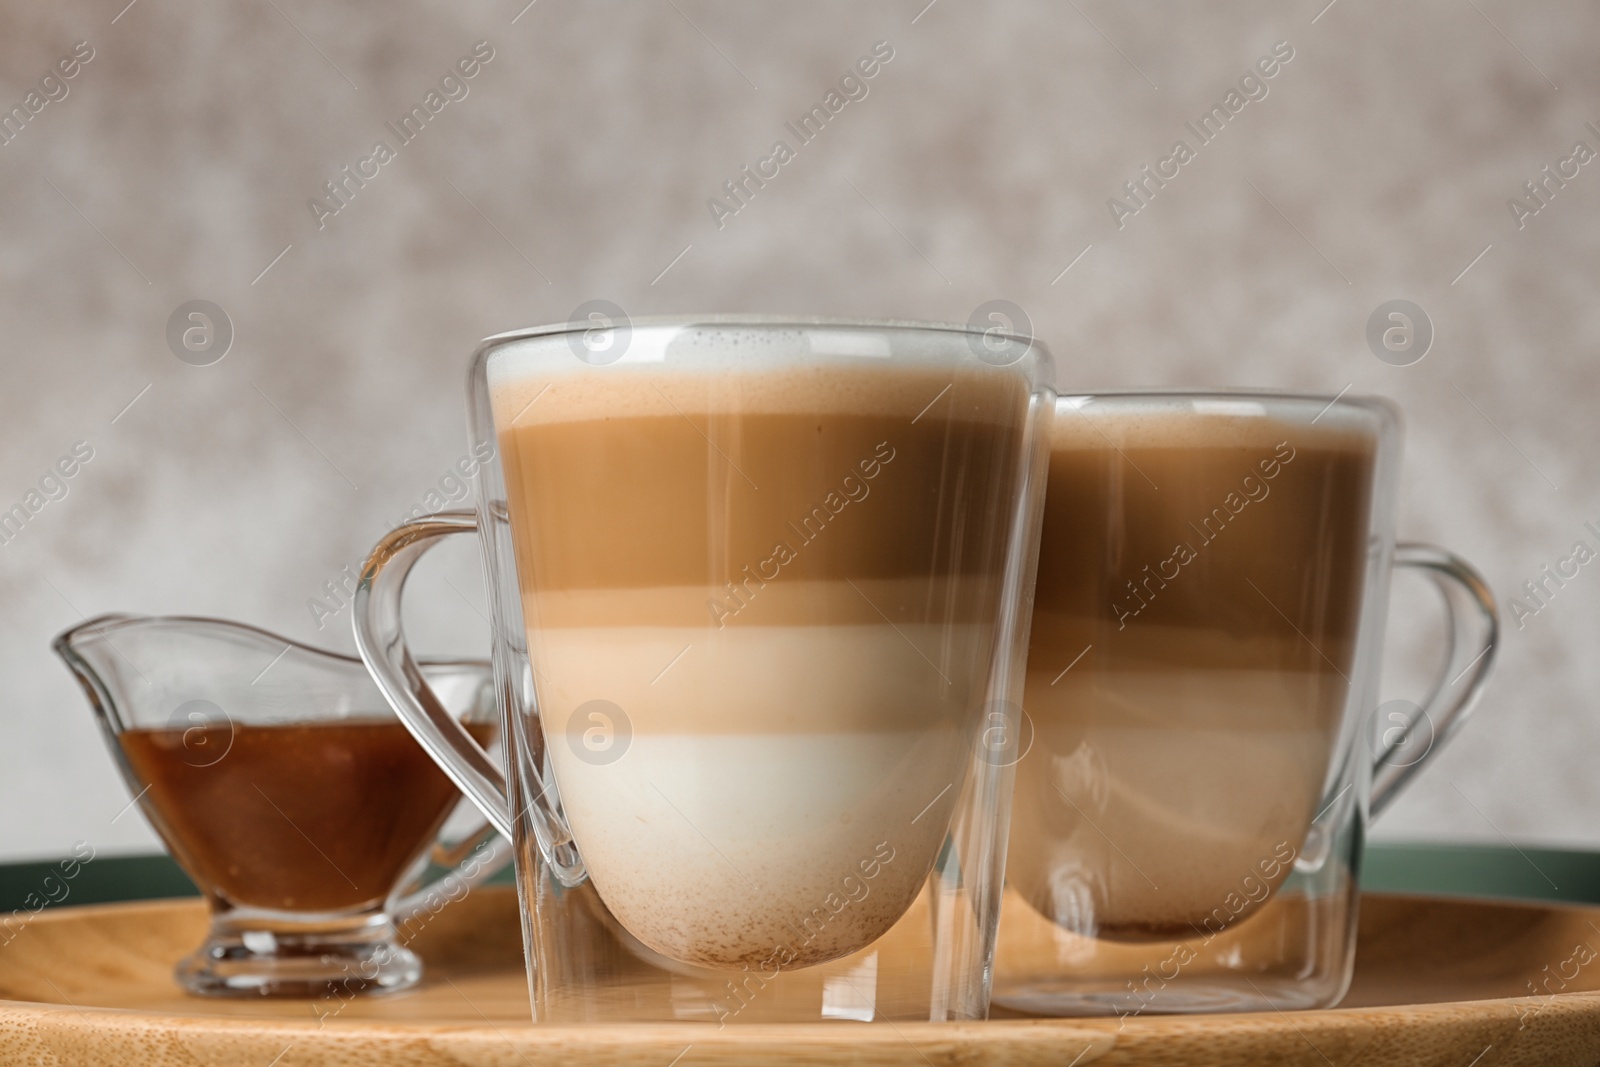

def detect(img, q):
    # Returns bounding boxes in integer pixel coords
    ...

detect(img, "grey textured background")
[0,0,1595,861]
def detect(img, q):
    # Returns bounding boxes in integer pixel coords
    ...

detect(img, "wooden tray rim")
[3,892,1597,1050]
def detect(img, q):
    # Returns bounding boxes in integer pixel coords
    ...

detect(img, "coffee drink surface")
[489,344,1029,969]
[1009,401,1377,941]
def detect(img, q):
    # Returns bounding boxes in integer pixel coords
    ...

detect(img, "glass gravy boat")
[54,614,506,997]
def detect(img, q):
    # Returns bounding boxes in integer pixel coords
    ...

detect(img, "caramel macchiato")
[490,337,1031,967]
[1009,400,1375,940]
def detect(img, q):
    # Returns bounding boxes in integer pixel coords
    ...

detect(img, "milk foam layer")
[1053,394,1381,452]
[485,324,1033,426]
[538,621,976,966]
[551,731,954,968]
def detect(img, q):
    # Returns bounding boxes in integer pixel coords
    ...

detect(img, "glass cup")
[992,391,1498,1016]
[54,614,506,997]
[355,317,1054,1023]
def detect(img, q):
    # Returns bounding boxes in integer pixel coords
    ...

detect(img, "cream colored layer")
[1051,396,1377,453]
[1008,668,1337,936]
[523,581,1004,628]
[527,618,989,733]
[550,730,961,968]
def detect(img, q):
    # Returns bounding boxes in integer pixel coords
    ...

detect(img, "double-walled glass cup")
[993,391,1498,1017]
[356,317,1054,1023]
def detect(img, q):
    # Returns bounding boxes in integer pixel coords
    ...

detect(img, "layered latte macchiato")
[489,336,1030,968]
[1009,400,1377,941]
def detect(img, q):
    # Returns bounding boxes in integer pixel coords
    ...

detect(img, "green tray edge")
[0,853,519,914]
[0,843,1593,915]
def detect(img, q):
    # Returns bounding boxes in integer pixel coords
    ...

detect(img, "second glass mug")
[992,391,1499,1016]
[355,318,1055,1022]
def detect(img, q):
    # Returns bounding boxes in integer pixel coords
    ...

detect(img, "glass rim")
[1057,387,1399,422]
[474,313,1042,355]
[52,612,489,673]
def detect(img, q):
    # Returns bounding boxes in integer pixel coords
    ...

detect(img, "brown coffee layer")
[1032,422,1376,667]
[494,369,1029,628]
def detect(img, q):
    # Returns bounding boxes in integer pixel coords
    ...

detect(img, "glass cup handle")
[1370,541,1500,817]
[354,511,515,839]
[355,510,587,887]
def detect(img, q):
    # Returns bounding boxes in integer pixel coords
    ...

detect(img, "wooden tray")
[1,887,1596,1066]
